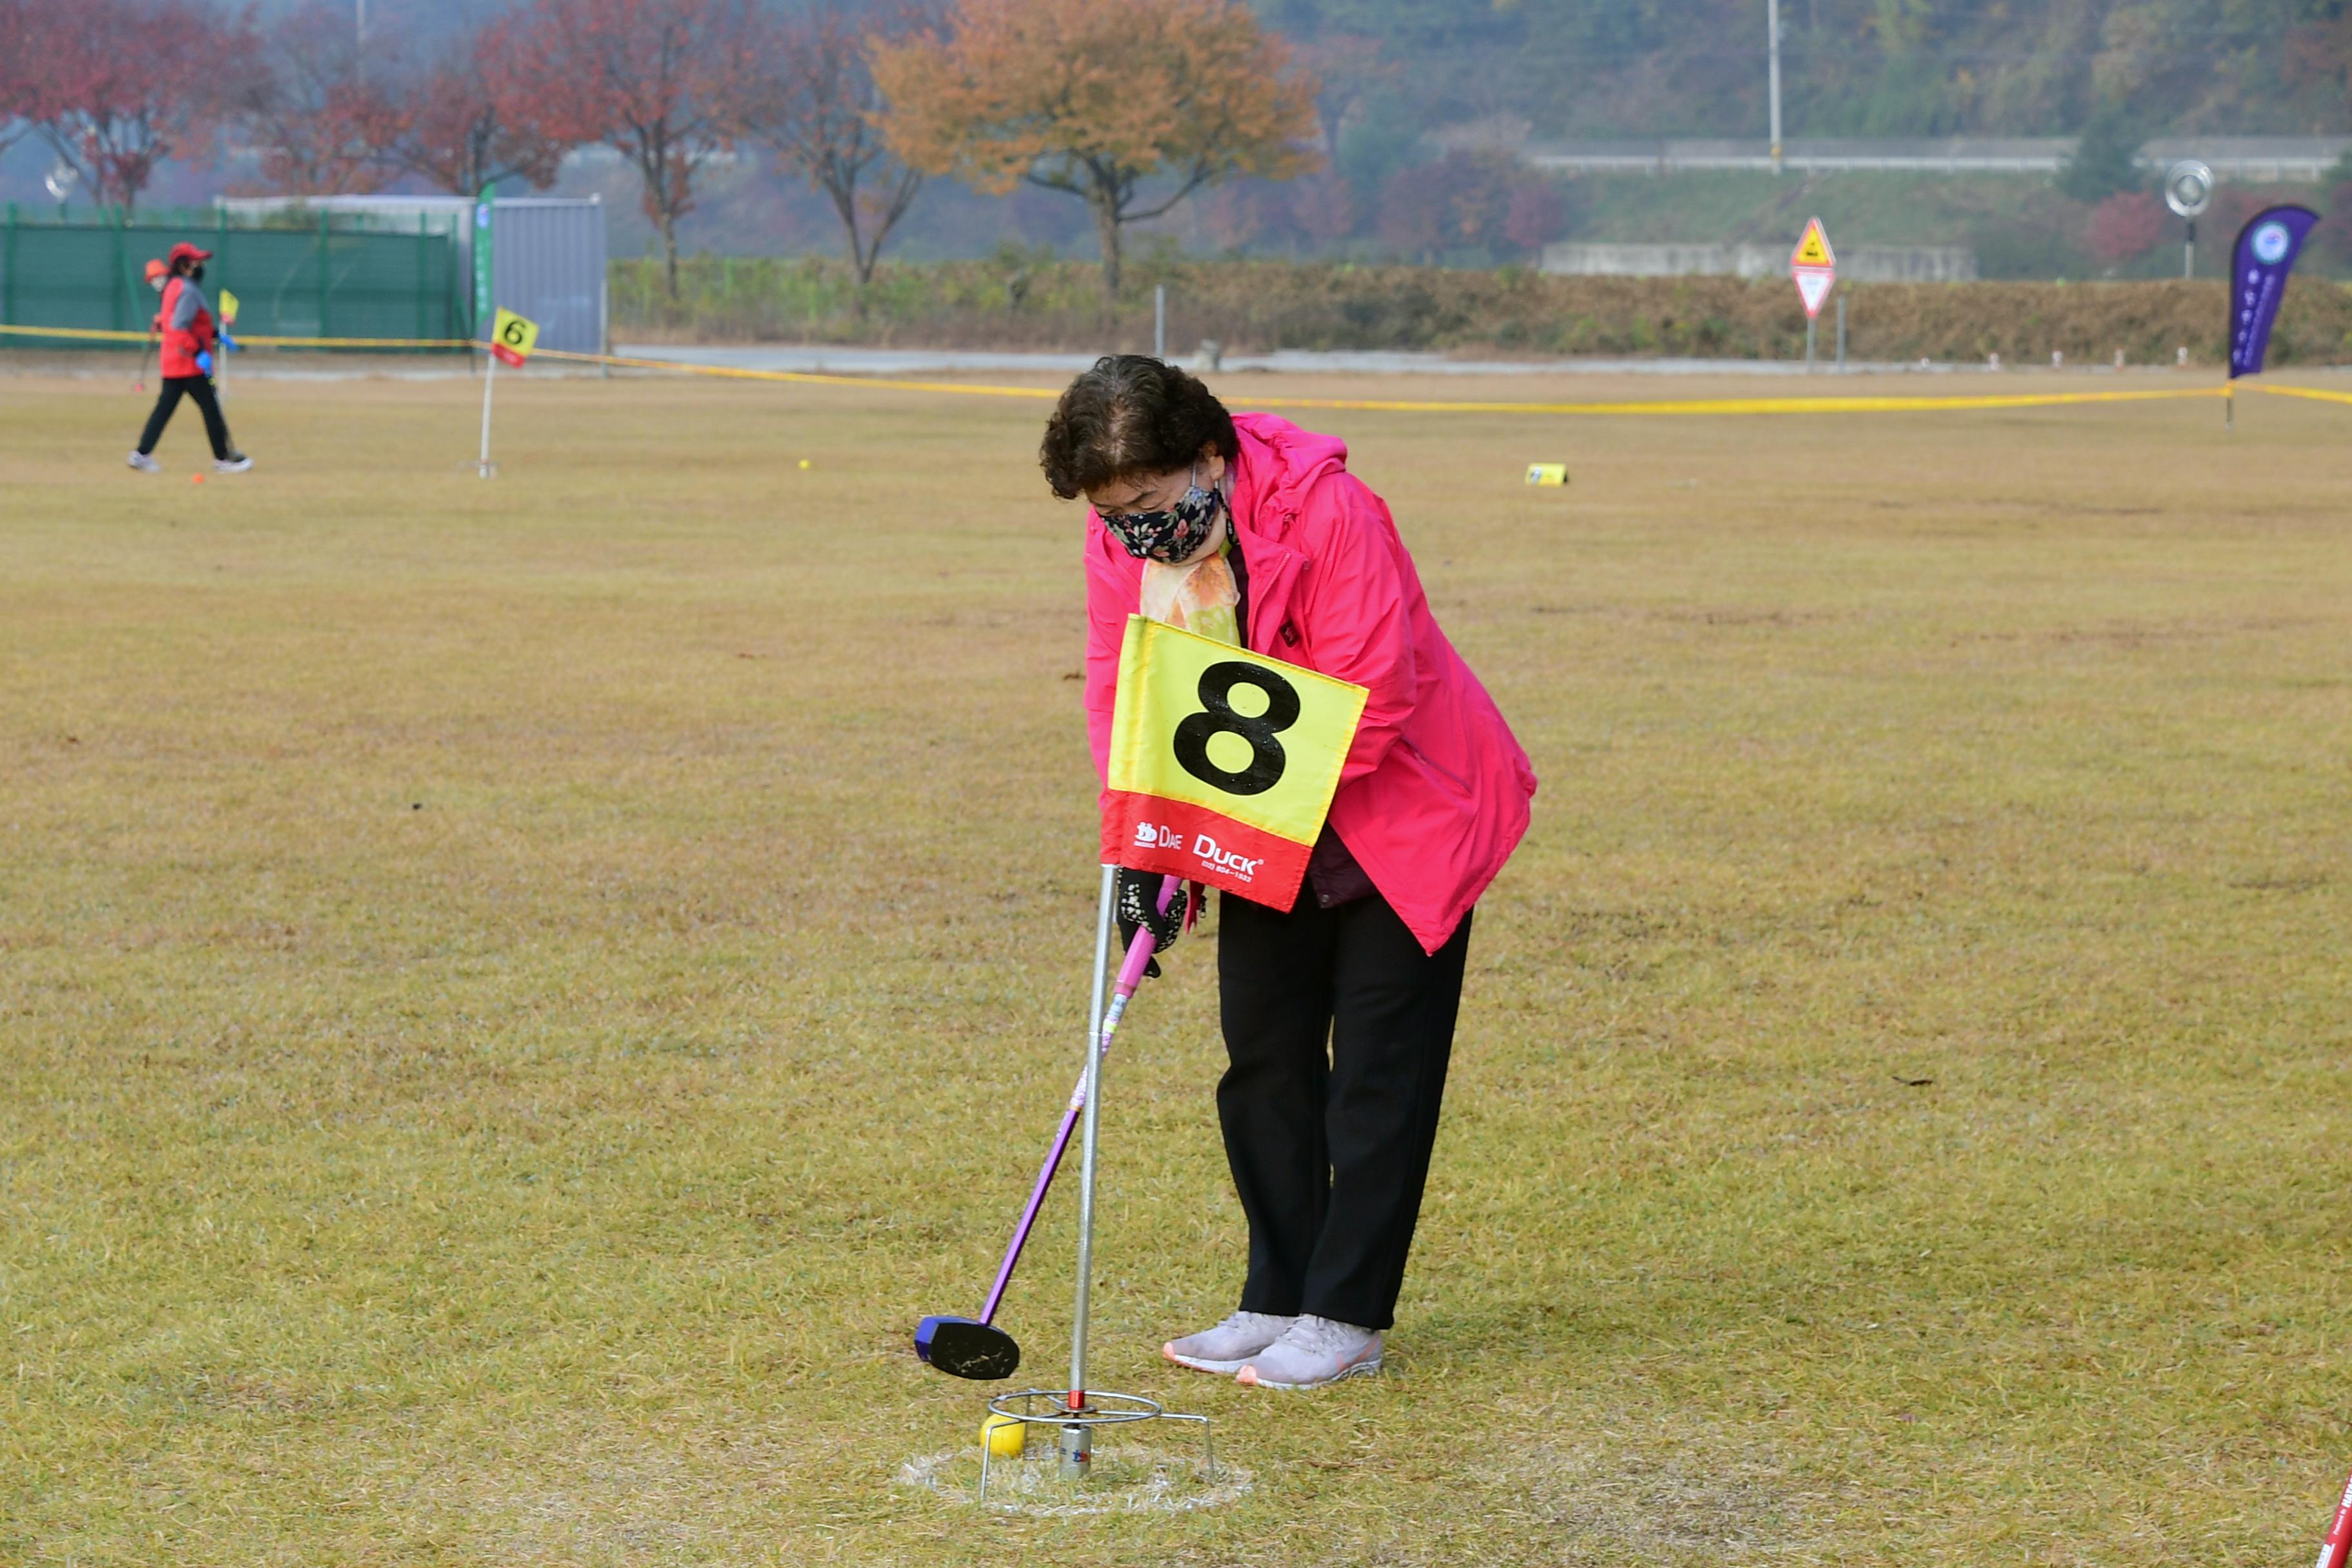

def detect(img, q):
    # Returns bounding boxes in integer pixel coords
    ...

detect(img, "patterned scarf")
[1137,529,1240,647]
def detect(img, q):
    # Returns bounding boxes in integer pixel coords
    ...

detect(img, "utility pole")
[1767,0,1784,175]
[357,0,366,46]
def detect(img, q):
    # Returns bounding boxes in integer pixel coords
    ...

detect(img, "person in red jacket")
[128,242,251,475]
[1042,356,1537,1390]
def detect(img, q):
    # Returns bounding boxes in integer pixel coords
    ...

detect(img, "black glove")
[1115,869,1190,980]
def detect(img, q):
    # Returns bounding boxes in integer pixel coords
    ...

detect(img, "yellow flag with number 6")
[1102,614,1368,908]
[490,307,539,367]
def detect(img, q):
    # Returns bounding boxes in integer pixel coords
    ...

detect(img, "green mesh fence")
[0,204,466,347]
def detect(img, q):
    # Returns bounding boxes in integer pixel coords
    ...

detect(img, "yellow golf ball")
[982,1412,1025,1458]
[798,458,811,469]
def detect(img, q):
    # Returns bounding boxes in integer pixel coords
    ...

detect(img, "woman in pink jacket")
[1043,356,1536,1390]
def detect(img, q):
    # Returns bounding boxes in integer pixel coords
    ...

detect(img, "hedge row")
[612,256,2352,367]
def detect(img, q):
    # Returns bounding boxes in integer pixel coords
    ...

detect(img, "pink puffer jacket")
[1086,413,1536,954]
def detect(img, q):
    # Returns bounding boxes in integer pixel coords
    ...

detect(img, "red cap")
[143,257,168,281]
[166,241,213,268]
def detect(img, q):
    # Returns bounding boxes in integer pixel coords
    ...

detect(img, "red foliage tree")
[0,0,55,155]
[1503,179,1569,257]
[1288,173,1358,246]
[498,0,765,297]
[1377,150,1525,261]
[750,4,927,289]
[2086,190,2166,266]
[38,0,242,211]
[382,29,575,196]
[231,1,389,195]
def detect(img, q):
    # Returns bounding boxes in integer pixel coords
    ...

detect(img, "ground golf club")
[914,872,1182,1382]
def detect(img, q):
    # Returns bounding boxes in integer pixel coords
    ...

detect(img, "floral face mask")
[1098,465,1226,562]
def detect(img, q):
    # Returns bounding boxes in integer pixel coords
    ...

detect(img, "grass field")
[5,363,2351,1565]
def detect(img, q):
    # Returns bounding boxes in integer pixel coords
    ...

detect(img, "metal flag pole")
[476,348,498,477]
[1062,864,1117,1478]
[968,866,1219,1504]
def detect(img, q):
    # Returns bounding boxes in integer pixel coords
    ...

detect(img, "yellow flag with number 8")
[1102,614,1368,908]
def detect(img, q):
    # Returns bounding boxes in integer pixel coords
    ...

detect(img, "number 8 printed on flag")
[1102,614,1368,911]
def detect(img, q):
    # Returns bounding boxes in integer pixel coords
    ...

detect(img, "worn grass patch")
[3,366,2350,1565]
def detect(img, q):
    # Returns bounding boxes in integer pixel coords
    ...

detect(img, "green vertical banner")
[471,186,494,340]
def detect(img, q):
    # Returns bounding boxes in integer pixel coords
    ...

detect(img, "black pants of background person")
[1217,888,1473,1331]
[137,375,232,460]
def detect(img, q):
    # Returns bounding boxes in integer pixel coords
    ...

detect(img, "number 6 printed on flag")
[491,308,540,367]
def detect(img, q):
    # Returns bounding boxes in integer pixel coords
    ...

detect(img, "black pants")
[1217,890,1471,1331]
[138,375,232,460]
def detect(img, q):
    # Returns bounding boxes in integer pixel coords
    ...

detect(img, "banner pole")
[478,349,497,476]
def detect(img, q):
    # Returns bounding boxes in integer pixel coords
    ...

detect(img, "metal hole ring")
[986,1389,1166,1427]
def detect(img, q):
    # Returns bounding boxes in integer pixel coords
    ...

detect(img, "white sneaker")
[1235,1315,1383,1389]
[1162,1310,1296,1375]
[215,453,253,474]
[127,451,161,473]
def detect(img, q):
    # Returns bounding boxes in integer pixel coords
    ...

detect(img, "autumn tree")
[381,26,575,196]
[1362,148,1568,264]
[500,0,763,296]
[0,0,52,156]
[872,0,1318,303]
[231,1,389,194]
[39,0,242,211]
[750,3,927,290]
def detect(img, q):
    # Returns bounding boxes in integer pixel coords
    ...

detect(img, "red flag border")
[1101,790,1311,912]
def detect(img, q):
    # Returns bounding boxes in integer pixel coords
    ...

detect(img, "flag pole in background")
[478,348,499,476]
[478,307,540,478]
[2224,204,2319,433]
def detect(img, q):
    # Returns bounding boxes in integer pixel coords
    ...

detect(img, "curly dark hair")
[1039,355,1239,500]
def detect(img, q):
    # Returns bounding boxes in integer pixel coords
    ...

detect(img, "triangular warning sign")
[1794,268,1834,318]
[1792,217,1834,269]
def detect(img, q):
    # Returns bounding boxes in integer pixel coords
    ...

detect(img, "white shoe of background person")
[126,451,161,473]
[1235,1315,1383,1389]
[1162,1310,1296,1374]
[215,453,253,475]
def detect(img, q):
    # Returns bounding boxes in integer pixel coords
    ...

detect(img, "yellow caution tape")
[529,346,1062,400]
[1251,387,2226,415]
[5,320,2345,416]
[2255,384,2352,406]
[0,322,473,349]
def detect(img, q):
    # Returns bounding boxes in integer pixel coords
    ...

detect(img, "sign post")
[1790,217,1836,373]
[1102,615,1367,912]
[477,307,539,478]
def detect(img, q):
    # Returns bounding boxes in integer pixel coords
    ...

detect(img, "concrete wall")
[1540,242,1977,283]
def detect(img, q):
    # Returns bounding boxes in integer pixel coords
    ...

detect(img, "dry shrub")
[614,257,2352,367]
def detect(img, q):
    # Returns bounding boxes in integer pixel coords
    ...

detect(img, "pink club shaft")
[976,874,1182,1326]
